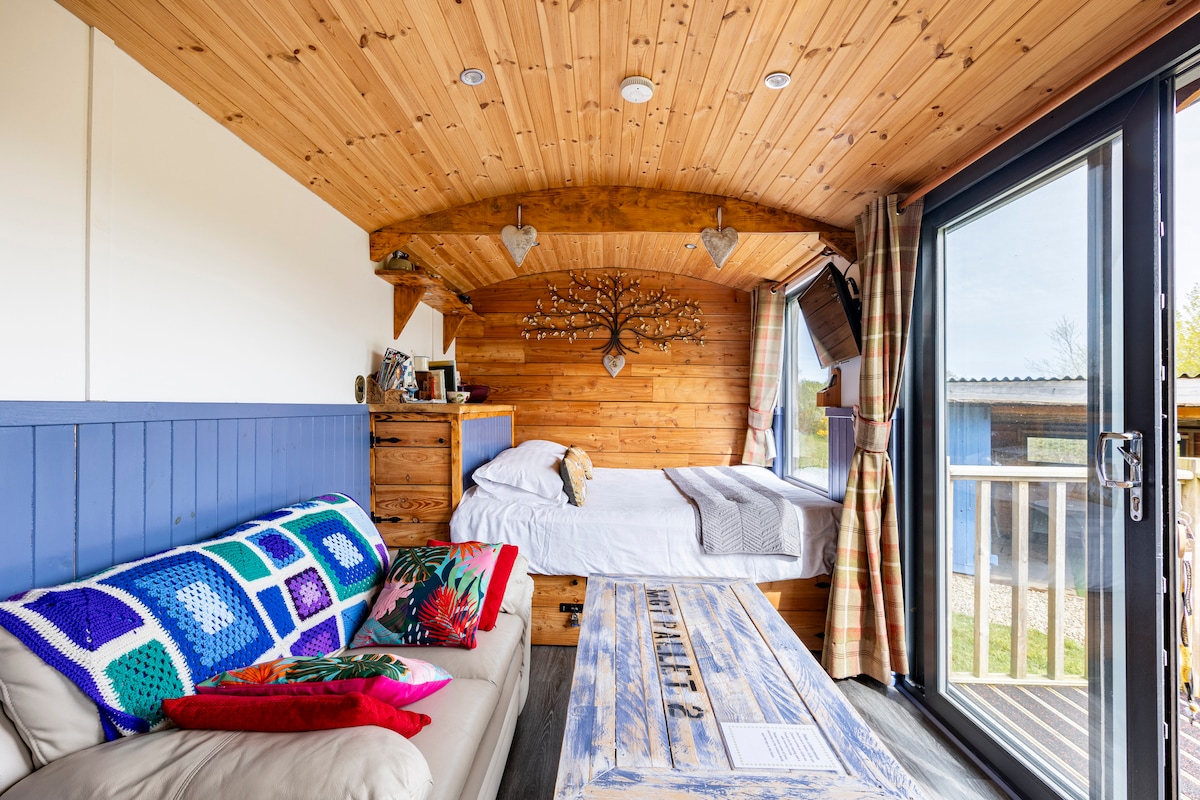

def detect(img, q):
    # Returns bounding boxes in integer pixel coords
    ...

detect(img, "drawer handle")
[438,437,446,444]
[371,514,403,524]
[570,579,579,586]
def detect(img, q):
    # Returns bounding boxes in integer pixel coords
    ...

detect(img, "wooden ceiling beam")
[369,187,851,262]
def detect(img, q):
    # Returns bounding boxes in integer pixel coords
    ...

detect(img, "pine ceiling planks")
[53,0,1200,290]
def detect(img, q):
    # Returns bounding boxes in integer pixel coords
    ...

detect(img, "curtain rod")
[900,1,1200,210]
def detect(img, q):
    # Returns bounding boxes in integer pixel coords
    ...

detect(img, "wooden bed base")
[531,573,832,652]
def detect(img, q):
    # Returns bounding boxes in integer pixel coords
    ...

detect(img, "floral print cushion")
[349,543,501,649]
[195,652,452,706]
[197,652,446,686]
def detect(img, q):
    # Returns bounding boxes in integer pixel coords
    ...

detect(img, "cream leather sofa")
[0,550,534,800]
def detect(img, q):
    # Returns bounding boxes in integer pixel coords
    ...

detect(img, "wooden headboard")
[0,401,369,599]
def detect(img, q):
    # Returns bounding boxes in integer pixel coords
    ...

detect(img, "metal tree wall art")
[522,272,706,377]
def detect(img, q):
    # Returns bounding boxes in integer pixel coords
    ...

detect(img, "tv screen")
[797,264,861,367]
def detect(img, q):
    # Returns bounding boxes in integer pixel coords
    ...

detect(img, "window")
[783,293,830,492]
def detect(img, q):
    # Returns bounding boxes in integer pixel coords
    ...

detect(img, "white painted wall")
[0,0,451,404]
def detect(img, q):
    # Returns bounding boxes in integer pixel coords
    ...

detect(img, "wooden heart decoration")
[501,224,538,266]
[602,353,625,378]
[700,226,738,269]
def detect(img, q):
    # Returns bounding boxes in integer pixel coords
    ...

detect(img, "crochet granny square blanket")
[0,493,388,739]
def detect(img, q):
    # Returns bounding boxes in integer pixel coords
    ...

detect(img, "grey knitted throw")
[663,467,801,556]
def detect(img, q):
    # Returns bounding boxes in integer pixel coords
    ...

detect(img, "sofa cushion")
[0,494,388,756]
[0,725,433,800]
[162,692,431,737]
[0,706,33,795]
[428,541,518,631]
[197,653,451,707]
[351,544,500,650]
[405,678,501,800]
[350,611,525,690]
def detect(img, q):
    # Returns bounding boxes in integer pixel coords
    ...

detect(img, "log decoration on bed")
[521,272,706,377]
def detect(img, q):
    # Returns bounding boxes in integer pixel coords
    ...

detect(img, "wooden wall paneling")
[458,269,752,467]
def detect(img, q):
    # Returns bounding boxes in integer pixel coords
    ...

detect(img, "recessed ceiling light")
[460,68,486,86]
[764,72,791,90]
[620,76,655,103]
[685,243,698,249]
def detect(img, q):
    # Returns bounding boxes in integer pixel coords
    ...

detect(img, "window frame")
[780,282,832,497]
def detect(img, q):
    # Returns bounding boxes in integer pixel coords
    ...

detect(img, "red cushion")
[429,541,517,631]
[162,692,430,738]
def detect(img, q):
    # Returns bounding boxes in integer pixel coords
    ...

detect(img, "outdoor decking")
[955,684,1200,798]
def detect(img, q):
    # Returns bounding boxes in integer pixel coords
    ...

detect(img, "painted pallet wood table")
[554,575,925,799]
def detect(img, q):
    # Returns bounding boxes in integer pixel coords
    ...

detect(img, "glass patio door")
[924,81,1167,800]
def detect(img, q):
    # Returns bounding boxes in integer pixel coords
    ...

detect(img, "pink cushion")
[197,673,450,707]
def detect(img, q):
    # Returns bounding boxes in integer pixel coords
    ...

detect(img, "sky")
[941,97,1200,380]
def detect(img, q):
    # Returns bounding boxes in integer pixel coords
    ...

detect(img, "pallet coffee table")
[554,575,924,799]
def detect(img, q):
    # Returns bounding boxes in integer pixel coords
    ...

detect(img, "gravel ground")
[949,573,1087,645]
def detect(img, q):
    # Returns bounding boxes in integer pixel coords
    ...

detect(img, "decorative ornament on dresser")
[522,272,706,377]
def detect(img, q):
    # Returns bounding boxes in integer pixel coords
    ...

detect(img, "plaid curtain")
[823,194,923,682]
[742,286,784,466]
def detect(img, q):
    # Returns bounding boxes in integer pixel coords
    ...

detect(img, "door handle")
[1096,431,1143,521]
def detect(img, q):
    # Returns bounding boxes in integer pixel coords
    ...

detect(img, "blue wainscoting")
[461,414,514,491]
[0,402,369,599]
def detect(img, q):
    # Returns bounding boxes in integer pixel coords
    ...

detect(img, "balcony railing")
[947,464,1088,684]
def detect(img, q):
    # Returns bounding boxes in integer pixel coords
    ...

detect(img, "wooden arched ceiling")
[56,0,1199,289]
[368,187,856,293]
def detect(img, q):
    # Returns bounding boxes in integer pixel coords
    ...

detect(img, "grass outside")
[951,612,1087,677]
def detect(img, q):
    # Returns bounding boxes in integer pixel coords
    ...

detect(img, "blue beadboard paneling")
[76,424,115,577]
[0,401,369,599]
[826,407,855,503]
[216,418,239,533]
[461,415,514,489]
[144,421,174,557]
[194,419,219,541]
[0,427,35,598]
[172,420,197,547]
[112,422,146,565]
[34,426,77,588]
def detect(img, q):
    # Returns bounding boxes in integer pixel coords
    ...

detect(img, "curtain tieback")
[852,405,891,453]
[747,407,773,430]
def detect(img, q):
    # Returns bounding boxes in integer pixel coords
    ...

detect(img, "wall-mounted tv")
[797,263,862,367]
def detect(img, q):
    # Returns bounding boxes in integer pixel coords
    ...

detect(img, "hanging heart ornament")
[700,226,738,269]
[602,353,625,378]
[501,224,538,266]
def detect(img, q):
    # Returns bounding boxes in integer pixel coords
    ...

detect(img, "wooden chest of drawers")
[369,404,513,547]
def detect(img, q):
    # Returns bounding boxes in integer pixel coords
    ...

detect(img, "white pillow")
[472,447,568,506]
[515,439,568,457]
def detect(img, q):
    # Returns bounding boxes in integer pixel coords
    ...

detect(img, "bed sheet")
[449,465,841,583]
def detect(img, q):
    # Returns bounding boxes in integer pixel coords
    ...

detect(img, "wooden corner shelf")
[376,267,481,344]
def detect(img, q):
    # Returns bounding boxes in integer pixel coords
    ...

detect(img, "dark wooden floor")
[497,645,1011,800]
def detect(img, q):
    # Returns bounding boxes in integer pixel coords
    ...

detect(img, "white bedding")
[449,465,841,583]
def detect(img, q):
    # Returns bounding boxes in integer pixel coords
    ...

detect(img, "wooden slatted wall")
[0,402,369,599]
[455,269,751,468]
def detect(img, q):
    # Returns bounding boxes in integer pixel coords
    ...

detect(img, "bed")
[448,441,842,649]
